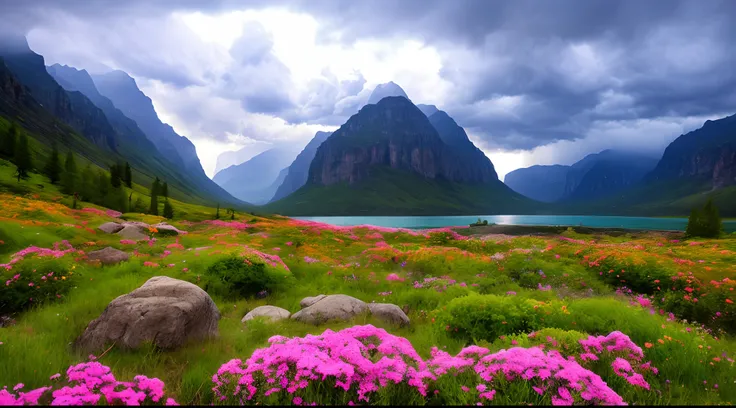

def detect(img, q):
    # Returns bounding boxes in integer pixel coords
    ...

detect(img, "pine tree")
[133,196,146,213]
[110,163,122,188]
[14,131,32,182]
[43,143,62,184]
[702,198,722,238]
[149,178,160,215]
[1,122,18,158]
[163,199,174,219]
[97,170,110,197]
[685,208,701,237]
[215,203,220,219]
[80,165,96,202]
[61,151,78,195]
[161,182,168,199]
[123,162,132,188]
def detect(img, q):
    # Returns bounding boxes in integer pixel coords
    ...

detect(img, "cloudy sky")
[4,0,736,179]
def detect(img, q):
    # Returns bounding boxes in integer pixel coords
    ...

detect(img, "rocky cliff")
[308,96,499,186]
[647,114,736,189]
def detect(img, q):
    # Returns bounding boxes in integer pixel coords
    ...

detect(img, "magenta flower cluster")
[579,331,658,390]
[0,362,177,406]
[0,241,76,270]
[211,325,627,406]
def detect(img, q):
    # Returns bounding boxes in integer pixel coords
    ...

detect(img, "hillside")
[0,38,242,207]
[270,131,332,203]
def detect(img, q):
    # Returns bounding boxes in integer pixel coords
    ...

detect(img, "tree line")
[0,122,175,219]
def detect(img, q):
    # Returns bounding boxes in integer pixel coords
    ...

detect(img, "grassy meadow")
[0,175,735,405]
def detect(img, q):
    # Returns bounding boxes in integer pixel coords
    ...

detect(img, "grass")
[0,188,735,405]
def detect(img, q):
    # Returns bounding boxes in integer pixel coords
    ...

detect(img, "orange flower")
[658,339,665,344]
[726,299,733,304]
[645,342,653,349]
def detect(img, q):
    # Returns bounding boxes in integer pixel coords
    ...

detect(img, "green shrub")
[438,293,558,343]
[0,258,77,316]
[204,256,285,300]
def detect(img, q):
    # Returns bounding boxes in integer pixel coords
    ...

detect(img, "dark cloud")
[3,0,736,157]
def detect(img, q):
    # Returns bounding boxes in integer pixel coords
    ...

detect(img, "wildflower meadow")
[0,193,735,405]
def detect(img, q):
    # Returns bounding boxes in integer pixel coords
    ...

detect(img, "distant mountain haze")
[505,150,658,203]
[213,148,298,204]
[504,165,570,202]
[270,130,332,203]
[214,143,272,174]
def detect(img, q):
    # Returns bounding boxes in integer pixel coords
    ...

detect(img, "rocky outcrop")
[152,222,183,235]
[241,306,290,323]
[87,247,129,265]
[75,276,220,352]
[293,294,410,326]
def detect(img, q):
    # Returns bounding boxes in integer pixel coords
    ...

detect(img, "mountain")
[505,150,658,203]
[577,114,736,216]
[213,148,297,204]
[214,143,271,174]
[0,36,116,150]
[646,114,736,189]
[91,70,199,173]
[266,96,536,215]
[270,131,332,203]
[0,36,241,206]
[564,150,658,202]
[417,104,439,117]
[504,165,570,202]
[366,81,409,105]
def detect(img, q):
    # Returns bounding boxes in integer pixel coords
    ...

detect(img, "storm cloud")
[2,0,735,177]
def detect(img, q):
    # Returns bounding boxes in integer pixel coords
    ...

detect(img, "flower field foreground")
[0,193,735,405]
[212,325,639,406]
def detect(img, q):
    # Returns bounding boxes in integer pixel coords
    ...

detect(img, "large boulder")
[116,225,148,240]
[75,276,220,352]
[87,247,129,265]
[299,294,327,308]
[368,303,410,326]
[98,222,124,234]
[122,221,150,229]
[242,306,290,323]
[152,222,184,235]
[291,294,368,325]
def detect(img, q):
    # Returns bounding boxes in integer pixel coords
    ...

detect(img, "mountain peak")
[367,81,409,105]
[417,104,439,117]
[0,34,31,54]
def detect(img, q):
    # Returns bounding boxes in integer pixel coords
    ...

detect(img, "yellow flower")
[61,276,66,280]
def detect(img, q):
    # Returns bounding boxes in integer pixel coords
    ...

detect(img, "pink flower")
[49,373,61,380]
[293,396,303,405]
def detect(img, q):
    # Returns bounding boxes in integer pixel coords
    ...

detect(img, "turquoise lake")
[295,215,736,232]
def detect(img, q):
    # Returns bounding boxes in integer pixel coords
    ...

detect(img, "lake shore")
[455,223,686,238]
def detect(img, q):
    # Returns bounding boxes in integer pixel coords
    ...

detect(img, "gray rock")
[116,225,148,240]
[299,294,327,308]
[152,222,184,235]
[98,222,124,234]
[291,294,367,325]
[122,221,150,229]
[87,247,129,265]
[75,276,220,352]
[368,303,410,326]
[242,306,290,323]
